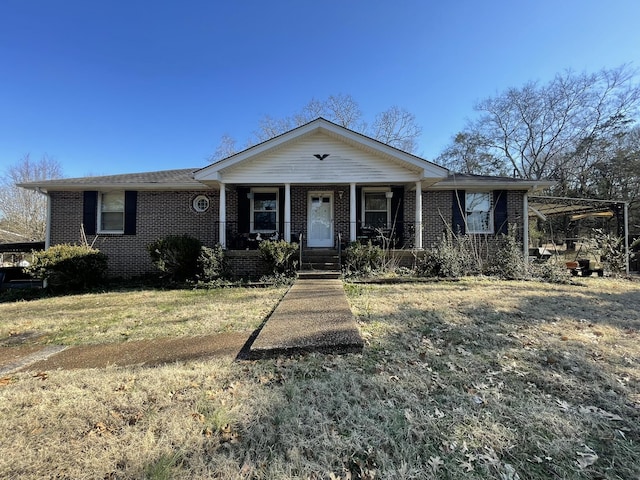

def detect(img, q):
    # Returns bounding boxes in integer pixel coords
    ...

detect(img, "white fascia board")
[17,182,213,192]
[428,179,555,192]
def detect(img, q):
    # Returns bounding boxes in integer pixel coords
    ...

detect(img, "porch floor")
[249,278,363,358]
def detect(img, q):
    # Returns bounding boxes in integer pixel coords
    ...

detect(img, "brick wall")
[48,188,527,279]
[225,250,270,280]
[49,190,220,278]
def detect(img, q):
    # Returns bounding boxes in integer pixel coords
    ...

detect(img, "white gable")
[195,118,447,185]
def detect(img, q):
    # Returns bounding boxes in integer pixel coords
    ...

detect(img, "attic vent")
[313,154,330,160]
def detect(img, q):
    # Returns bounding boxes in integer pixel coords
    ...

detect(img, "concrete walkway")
[249,278,363,358]
[1,278,363,373]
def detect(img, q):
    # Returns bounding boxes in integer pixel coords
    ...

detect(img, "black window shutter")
[124,191,137,235]
[452,190,466,235]
[278,187,285,237]
[355,186,362,236]
[391,186,404,246]
[237,187,250,234]
[493,190,508,235]
[83,191,98,235]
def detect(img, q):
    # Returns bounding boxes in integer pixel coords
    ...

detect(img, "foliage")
[26,244,108,292]
[343,242,384,277]
[196,244,227,284]
[486,226,526,280]
[258,240,299,275]
[416,232,480,278]
[147,235,203,282]
[0,154,63,241]
[529,259,572,284]
[592,228,626,274]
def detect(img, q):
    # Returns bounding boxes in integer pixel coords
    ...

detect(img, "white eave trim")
[17,181,213,192]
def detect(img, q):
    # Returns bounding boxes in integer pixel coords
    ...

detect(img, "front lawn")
[0,286,288,347]
[0,278,638,479]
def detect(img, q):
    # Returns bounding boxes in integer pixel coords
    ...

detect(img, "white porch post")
[415,181,423,249]
[350,182,357,242]
[284,183,291,242]
[523,193,529,274]
[219,183,226,248]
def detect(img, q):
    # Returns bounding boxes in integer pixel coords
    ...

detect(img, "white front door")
[307,192,334,247]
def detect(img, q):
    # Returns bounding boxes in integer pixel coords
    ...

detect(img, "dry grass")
[0,287,287,346]
[0,278,638,479]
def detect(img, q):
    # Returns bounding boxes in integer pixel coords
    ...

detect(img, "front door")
[307,192,334,247]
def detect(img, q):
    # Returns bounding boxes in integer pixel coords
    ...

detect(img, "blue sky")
[2,0,639,178]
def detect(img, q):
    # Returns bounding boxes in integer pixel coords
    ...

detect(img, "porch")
[215,183,425,251]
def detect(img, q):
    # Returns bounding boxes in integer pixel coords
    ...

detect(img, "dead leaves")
[575,445,598,469]
[556,398,625,422]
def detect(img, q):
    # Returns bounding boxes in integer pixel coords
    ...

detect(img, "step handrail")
[298,232,303,270]
[337,231,342,271]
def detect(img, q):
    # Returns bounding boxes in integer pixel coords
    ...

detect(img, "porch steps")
[297,270,341,280]
[301,248,341,272]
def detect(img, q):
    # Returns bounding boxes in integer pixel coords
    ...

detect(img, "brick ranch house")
[20,118,553,279]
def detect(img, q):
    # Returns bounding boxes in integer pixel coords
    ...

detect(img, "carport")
[528,196,630,274]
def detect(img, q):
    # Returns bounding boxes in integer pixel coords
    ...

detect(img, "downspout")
[35,187,51,249]
[523,192,529,274]
[624,201,630,275]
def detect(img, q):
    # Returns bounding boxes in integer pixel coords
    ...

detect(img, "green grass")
[0,278,638,479]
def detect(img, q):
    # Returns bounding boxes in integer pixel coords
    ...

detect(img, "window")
[363,190,390,228]
[465,192,493,234]
[193,195,210,212]
[251,190,278,232]
[99,192,125,233]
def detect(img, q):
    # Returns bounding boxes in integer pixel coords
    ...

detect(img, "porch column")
[284,183,291,242]
[350,182,357,242]
[219,183,226,248]
[415,181,423,249]
[523,193,529,274]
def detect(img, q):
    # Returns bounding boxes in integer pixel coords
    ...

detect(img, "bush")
[344,242,384,277]
[259,240,299,275]
[26,244,108,292]
[416,232,472,278]
[148,235,203,282]
[196,244,227,284]
[487,226,525,280]
[530,260,572,284]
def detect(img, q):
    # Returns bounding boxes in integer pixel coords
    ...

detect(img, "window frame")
[361,188,391,229]
[250,188,279,233]
[98,191,125,234]
[192,195,210,213]
[465,191,494,234]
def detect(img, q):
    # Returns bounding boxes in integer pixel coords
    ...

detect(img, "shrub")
[196,244,227,284]
[148,235,203,282]
[530,260,572,284]
[416,232,472,278]
[487,225,525,280]
[593,229,626,275]
[259,240,299,275]
[344,242,384,277]
[26,244,108,292]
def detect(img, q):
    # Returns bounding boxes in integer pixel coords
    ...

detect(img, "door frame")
[307,191,334,247]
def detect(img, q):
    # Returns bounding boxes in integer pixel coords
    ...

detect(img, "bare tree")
[439,65,640,190]
[0,154,63,241]
[212,94,422,160]
[369,106,422,153]
[436,132,505,175]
